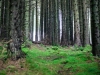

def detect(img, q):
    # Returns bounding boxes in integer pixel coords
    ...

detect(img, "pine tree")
[91,0,100,57]
[73,0,81,46]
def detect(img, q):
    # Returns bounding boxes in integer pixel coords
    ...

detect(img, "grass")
[0,44,100,75]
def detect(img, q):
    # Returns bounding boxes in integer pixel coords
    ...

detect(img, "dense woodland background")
[0,0,100,60]
[0,0,100,75]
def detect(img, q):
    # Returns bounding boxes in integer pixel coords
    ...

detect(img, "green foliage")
[20,45,100,75]
[75,46,84,51]
[0,46,7,61]
[25,40,32,45]
[52,46,58,50]
[0,46,3,55]
[74,45,92,52]
[0,45,99,75]
[6,65,17,72]
[84,45,92,51]
[0,70,6,75]
[22,40,32,49]
[0,46,3,50]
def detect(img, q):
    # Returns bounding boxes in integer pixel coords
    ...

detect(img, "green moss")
[20,45,100,75]
[0,70,6,75]
[6,65,17,73]
[52,46,58,50]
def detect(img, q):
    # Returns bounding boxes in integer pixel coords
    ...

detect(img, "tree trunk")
[91,0,100,57]
[73,0,81,46]
[83,0,89,46]
[9,0,24,60]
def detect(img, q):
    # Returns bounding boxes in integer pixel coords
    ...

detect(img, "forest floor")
[0,43,100,75]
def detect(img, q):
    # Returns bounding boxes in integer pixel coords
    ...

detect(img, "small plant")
[6,65,17,72]
[40,43,44,46]
[52,46,58,50]
[84,45,92,51]
[74,45,84,51]
[78,46,84,51]
[0,70,6,75]
[0,46,3,50]
[22,40,32,49]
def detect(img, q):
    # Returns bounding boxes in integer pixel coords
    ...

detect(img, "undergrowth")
[0,45,100,75]
[21,45,100,75]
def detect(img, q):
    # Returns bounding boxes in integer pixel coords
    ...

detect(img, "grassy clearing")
[0,45,100,75]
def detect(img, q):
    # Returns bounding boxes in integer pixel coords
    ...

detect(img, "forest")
[0,0,100,75]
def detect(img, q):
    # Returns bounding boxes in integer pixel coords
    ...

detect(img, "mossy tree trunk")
[9,0,25,60]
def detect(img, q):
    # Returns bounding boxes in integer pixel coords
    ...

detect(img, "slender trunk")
[73,0,81,46]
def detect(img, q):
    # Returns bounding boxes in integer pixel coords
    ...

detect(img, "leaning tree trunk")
[9,0,24,60]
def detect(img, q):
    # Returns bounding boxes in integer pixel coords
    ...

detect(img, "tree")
[8,0,25,60]
[78,0,84,46]
[0,0,9,38]
[40,0,44,41]
[25,0,30,40]
[35,0,38,41]
[69,0,74,45]
[91,0,100,57]
[73,0,81,46]
[61,0,67,46]
[83,0,90,46]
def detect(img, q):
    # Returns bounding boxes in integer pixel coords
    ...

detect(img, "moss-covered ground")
[0,44,100,75]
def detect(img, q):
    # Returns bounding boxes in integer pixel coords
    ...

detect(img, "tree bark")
[91,0,100,57]
[9,0,24,60]
[73,0,81,46]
